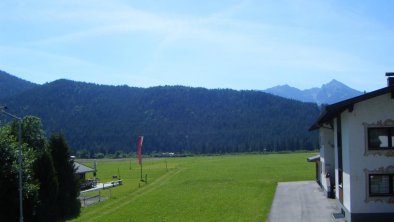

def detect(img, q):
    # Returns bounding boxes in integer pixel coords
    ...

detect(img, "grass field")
[69,153,316,222]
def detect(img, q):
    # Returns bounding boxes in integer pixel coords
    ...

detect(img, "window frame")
[367,127,394,150]
[368,173,394,197]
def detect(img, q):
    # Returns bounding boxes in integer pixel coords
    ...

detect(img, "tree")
[49,133,81,220]
[0,125,20,221]
[32,150,58,222]
[0,117,47,221]
[11,116,59,221]
[11,116,46,152]
[0,116,80,221]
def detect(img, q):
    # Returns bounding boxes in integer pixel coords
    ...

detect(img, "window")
[369,174,394,196]
[368,127,394,150]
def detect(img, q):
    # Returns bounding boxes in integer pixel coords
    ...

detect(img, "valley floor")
[69,153,316,222]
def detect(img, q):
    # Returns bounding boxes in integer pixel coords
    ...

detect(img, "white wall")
[340,112,352,212]
[319,127,335,193]
[333,118,340,203]
[332,116,352,216]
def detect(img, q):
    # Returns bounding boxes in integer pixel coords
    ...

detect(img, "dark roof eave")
[309,124,320,131]
[309,85,394,131]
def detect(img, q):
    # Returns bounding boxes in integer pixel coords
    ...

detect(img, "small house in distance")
[74,161,96,190]
[309,73,394,222]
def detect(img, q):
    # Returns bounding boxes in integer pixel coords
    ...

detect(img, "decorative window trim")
[364,166,394,203]
[363,119,394,157]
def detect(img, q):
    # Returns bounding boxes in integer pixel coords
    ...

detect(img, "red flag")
[137,136,144,165]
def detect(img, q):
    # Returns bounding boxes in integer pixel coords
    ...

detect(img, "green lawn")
[70,153,315,222]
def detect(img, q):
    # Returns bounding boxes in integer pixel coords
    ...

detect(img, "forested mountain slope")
[2,78,319,154]
[0,70,38,99]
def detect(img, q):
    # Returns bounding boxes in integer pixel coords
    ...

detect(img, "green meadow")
[69,153,315,222]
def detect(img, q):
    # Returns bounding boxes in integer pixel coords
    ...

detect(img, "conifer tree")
[33,150,58,222]
[48,133,81,220]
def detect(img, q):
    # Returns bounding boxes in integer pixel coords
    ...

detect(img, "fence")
[79,190,109,207]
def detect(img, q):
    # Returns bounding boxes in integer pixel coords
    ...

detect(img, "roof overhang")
[309,85,394,131]
[307,155,320,162]
[74,162,95,174]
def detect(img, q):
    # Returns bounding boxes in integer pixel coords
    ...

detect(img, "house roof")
[307,155,320,162]
[74,162,95,174]
[309,85,394,131]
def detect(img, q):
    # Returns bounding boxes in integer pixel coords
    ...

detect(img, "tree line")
[0,116,80,221]
[2,78,320,154]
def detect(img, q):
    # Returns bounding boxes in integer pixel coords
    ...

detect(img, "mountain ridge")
[264,79,363,104]
[0,70,38,99]
[0,71,319,154]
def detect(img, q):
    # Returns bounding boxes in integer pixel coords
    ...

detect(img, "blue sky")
[0,0,393,91]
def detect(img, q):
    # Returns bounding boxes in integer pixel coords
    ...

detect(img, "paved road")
[267,181,338,222]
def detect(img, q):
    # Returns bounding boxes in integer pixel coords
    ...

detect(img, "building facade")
[310,74,394,222]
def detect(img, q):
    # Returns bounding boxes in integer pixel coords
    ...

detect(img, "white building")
[309,73,394,222]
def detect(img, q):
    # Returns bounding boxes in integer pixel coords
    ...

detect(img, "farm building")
[309,73,394,222]
[74,161,96,190]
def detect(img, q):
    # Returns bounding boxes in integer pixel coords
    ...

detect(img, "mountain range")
[263,79,363,104]
[0,70,319,154]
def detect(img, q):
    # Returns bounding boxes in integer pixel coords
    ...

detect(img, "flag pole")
[140,160,143,181]
[137,136,144,181]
